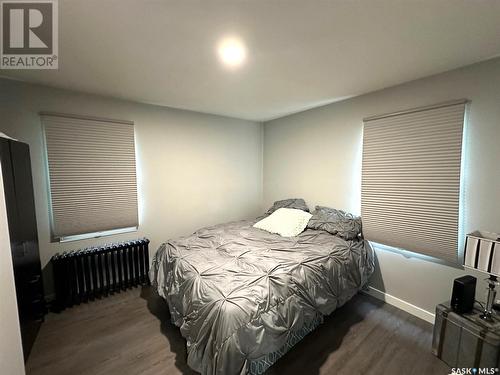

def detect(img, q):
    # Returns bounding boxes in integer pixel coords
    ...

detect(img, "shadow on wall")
[368,249,386,294]
[367,242,466,297]
[41,262,55,303]
[141,287,197,375]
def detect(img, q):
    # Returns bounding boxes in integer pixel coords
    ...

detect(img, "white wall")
[0,78,263,295]
[0,162,25,375]
[264,57,500,319]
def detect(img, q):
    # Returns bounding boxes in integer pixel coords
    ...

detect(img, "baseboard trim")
[362,286,435,324]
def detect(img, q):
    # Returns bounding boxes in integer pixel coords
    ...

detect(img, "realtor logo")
[1,0,58,69]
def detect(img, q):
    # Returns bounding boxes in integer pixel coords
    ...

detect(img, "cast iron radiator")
[51,238,150,311]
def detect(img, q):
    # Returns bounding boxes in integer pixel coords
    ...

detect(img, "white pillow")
[253,208,312,237]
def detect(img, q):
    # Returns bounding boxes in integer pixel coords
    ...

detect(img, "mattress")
[150,219,374,374]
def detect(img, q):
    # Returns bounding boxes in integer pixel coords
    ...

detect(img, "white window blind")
[361,100,467,263]
[42,113,139,241]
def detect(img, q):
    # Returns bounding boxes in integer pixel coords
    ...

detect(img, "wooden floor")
[27,287,450,375]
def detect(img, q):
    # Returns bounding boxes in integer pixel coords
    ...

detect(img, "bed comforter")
[150,219,374,374]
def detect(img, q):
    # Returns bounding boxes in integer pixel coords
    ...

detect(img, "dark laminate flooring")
[26,287,450,375]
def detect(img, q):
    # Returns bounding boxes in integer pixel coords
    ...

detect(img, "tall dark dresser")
[0,137,45,361]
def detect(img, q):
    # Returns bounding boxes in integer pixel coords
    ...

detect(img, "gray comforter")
[150,219,374,374]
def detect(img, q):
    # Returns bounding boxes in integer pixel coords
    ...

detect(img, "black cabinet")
[0,137,45,361]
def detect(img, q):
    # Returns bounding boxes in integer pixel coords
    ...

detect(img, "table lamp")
[463,231,500,322]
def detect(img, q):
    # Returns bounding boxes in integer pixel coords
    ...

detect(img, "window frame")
[41,112,139,242]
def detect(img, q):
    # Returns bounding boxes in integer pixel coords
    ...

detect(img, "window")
[361,100,467,263]
[42,113,139,242]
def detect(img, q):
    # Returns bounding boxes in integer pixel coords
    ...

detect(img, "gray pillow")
[266,198,309,215]
[307,206,362,240]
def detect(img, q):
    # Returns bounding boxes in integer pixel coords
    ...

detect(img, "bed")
[150,217,374,374]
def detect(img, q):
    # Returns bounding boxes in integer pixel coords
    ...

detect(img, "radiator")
[51,238,150,311]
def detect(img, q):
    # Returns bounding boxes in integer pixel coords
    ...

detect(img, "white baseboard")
[362,286,435,324]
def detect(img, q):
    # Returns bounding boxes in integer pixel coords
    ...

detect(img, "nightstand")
[432,302,500,369]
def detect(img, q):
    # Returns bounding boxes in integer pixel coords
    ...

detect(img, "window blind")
[361,100,467,263]
[42,113,138,241]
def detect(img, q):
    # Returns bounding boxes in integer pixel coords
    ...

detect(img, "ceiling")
[2,0,500,121]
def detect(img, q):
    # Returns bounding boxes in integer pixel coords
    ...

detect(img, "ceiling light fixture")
[217,37,246,68]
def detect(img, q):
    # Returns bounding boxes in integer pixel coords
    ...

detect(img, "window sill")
[56,226,138,243]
